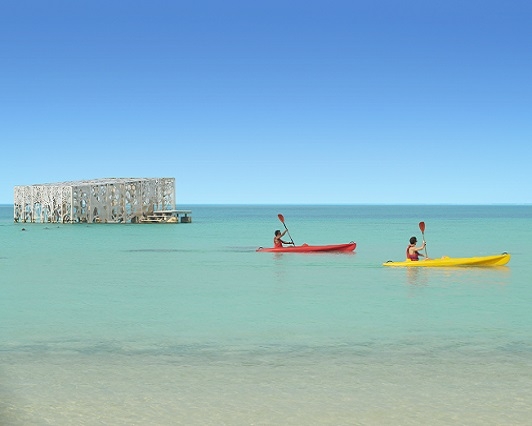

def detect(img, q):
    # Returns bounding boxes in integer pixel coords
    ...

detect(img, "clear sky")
[1,0,531,205]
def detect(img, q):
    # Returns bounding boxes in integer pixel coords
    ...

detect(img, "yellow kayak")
[383,253,510,267]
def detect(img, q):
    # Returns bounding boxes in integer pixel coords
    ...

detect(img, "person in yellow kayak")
[274,229,294,248]
[406,236,427,261]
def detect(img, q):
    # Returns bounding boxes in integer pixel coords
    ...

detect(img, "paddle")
[419,221,428,258]
[277,213,295,245]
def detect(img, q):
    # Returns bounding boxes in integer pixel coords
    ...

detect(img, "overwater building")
[14,177,190,224]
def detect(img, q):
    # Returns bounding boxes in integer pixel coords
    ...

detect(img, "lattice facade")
[14,178,176,223]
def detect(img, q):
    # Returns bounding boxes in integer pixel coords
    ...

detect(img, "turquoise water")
[1,204,531,425]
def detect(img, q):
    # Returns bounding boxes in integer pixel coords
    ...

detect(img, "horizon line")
[1,202,531,207]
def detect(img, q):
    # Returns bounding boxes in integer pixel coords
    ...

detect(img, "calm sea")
[1,204,531,425]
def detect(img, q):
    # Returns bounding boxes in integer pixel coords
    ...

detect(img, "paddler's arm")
[416,241,427,257]
[280,229,294,244]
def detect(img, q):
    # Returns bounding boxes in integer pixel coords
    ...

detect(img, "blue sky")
[1,0,531,204]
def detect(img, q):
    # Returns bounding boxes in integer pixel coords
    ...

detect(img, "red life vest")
[406,244,419,261]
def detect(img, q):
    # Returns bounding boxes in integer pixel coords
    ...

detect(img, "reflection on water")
[405,266,511,286]
[406,267,427,286]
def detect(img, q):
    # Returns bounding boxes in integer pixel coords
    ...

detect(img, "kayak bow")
[383,252,510,267]
[257,242,356,253]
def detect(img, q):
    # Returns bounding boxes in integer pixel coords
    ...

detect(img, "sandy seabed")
[1,352,531,426]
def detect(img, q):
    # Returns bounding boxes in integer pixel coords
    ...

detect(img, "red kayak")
[256,242,356,253]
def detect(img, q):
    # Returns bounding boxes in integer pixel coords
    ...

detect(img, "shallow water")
[1,204,531,425]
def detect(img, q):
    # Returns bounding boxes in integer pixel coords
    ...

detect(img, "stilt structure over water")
[14,177,191,224]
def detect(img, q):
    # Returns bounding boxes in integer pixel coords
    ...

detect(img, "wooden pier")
[139,210,192,224]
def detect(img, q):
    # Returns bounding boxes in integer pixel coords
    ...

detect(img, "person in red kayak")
[274,229,293,248]
[406,236,426,261]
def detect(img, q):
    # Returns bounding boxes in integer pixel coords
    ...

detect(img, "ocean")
[1,204,531,425]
